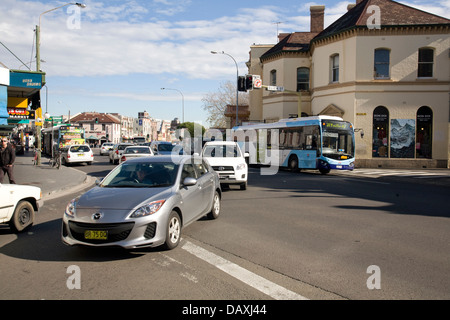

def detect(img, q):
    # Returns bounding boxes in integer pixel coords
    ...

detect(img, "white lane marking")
[181,241,308,300]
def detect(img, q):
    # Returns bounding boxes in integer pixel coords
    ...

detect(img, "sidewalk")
[3,151,96,200]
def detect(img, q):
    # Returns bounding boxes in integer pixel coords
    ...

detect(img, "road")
[1,152,449,304]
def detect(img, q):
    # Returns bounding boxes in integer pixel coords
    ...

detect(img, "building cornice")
[260,49,310,63]
[310,24,450,52]
[311,79,450,95]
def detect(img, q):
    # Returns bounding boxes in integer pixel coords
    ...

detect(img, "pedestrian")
[0,137,16,184]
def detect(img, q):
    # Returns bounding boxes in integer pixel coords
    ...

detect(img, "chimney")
[310,5,325,33]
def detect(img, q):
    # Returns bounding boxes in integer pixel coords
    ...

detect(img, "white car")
[100,142,114,155]
[61,144,94,166]
[0,184,44,232]
[202,141,248,190]
[120,146,154,163]
[109,143,134,165]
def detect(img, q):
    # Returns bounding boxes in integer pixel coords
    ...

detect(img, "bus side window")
[292,127,302,150]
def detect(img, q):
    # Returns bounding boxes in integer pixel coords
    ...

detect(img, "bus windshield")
[321,120,354,159]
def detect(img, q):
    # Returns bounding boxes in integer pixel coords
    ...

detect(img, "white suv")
[202,141,248,190]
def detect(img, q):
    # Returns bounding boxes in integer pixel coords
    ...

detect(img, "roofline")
[311,23,450,44]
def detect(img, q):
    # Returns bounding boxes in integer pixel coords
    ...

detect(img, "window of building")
[270,70,277,86]
[374,48,390,79]
[416,106,433,159]
[372,106,389,158]
[331,54,339,83]
[297,67,310,91]
[418,48,434,78]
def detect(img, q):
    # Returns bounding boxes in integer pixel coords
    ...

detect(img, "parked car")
[61,144,94,166]
[0,183,44,232]
[120,146,154,163]
[202,141,248,190]
[100,142,114,155]
[150,141,176,155]
[61,156,221,250]
[109,143,133,164]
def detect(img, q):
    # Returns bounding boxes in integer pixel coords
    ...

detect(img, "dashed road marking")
[181,240,308,300]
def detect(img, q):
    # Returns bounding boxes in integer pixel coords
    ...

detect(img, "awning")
[86,135,99,140]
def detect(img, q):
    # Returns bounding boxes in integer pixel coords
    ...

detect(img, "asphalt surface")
[4,149,450,200]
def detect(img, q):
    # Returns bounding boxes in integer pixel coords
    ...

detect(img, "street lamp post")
[211,51,239,127]
[161,88,185,123]
[34,2,86,164]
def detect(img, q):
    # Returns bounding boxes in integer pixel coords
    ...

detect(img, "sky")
[1,0,449,128]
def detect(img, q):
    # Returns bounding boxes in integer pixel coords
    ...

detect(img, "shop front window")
[372,106,389,157]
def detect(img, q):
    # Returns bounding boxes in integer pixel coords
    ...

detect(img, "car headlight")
[65,197,79,217]
[130,200,166,218]
[236,163,246,171]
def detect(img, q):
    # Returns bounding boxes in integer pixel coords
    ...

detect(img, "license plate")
[78,153,85,157]
[336,165,342,169]
[84,230,108,240]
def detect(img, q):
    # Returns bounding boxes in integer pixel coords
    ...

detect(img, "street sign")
[267,86,284,92]
[253,77,262,89]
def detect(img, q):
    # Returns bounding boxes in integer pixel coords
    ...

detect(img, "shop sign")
[7,108,35,119]
[9,72,43,88]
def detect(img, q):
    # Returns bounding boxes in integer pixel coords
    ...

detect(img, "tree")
[202,80,249,128]
[177,122,205,138]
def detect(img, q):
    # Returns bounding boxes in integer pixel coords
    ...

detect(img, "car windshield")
[203,145,241,158]
[125,147,151,154]
[70,145,90,152]
[158,144,174,152]
[101,162,179,188]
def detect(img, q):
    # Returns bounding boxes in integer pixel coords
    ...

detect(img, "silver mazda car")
[62,155,221,250]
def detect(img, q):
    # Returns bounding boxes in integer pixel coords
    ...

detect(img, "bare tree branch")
[202,80,249,128]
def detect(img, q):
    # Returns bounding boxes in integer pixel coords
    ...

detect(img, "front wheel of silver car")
[207,191,221,220]
[164,211,181,250]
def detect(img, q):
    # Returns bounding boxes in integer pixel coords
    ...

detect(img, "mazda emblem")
[219,166,225,171]
[92,212,103,220]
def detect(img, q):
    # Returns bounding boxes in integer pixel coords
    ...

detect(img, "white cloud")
[1,0,448,80]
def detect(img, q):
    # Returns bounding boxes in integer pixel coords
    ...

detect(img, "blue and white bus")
[232,116,355,174]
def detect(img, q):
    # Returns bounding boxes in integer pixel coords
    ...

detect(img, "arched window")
[297,67,310,91]
[270,70,277,86]
[372,106,389,157]
[416,106,433,158]
[374,48,390,79]
[418,48,434,78]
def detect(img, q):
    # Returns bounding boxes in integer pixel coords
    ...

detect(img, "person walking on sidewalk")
[0,137,16,184]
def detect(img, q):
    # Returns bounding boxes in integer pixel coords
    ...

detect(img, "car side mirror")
[183,177,197,187]
[244,152,250,158]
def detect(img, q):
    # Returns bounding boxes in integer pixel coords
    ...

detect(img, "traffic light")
[245,74,253,91]
[237,76,247,92]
